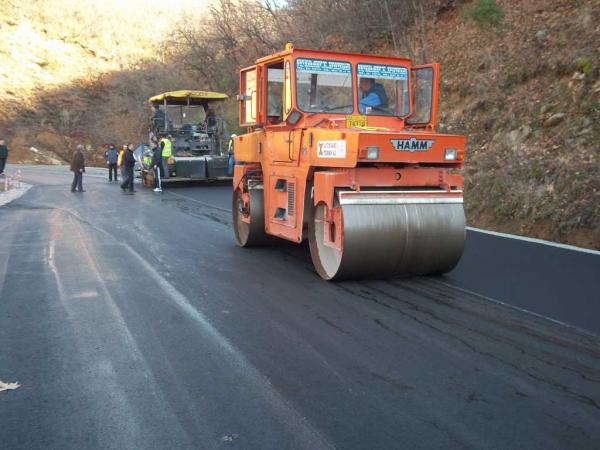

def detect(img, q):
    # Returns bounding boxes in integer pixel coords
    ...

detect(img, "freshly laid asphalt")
[1,165,599,450]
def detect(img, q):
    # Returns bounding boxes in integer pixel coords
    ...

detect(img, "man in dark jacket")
[152,141,163,192]
[0,139,8,175]
[70,144,86,192]
[105,144,119,182]
[120,143,136,193]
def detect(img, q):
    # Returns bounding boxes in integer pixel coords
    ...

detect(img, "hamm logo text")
[391,138,435,152]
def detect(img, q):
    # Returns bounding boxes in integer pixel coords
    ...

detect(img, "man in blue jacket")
[104,144,119,182]
[358,78,389,114]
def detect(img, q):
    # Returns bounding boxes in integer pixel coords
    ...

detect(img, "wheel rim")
[309,203,343,280]
[232,189,250,246]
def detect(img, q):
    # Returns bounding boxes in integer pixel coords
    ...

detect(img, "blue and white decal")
[391,137,435,152]
[357,63,408,80]
[296,58,352,75]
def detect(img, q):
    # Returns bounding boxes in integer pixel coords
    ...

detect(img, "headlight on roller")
[366,146,379,160]
[444,148,457,161]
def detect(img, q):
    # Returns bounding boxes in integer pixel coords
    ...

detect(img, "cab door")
[239,66,260,127]
[265,59,295,163]
[406,64,439,130]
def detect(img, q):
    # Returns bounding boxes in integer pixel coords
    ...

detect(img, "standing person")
[159,135,172,179]
[227,134,236,177]
[152,139,163,192]
[120,143,136,193]
[0,139,8,175]
[105,144,119,182]
[118,143,127,181]
[70,144,85,192]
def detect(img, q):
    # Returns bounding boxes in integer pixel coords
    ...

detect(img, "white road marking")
[69,290,99,299]
[467,226,600,255]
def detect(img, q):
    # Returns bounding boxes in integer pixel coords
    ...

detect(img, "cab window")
[284,61,292,116]
[295,58,353,114]
[266,62,284,124]
[357,63,409,116]
[406,67,434,124]
[241,68,257,124]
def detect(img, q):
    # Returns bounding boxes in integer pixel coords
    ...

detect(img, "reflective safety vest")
[117,149,124,166]
[160,138,172,157]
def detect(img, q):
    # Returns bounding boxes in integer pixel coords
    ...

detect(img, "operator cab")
[238,44,439,131]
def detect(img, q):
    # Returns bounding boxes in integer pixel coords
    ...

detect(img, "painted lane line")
[467,226,600,255]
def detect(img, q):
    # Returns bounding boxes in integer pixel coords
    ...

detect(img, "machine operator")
[358,77,388,114]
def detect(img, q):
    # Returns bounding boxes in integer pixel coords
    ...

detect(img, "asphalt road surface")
[1,165,599,450]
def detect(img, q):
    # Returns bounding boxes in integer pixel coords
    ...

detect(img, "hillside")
[0,0,598,248]
[430,0,599,247]
[0,0,203,164]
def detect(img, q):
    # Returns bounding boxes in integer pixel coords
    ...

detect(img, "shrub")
[574,57,592,76]
[468,0,505,27]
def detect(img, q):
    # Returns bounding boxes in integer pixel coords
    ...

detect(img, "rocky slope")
[431,0,599,247]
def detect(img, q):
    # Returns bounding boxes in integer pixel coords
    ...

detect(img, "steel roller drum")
[309,195,466,280]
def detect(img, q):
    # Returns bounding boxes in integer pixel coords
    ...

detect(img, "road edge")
[0,183,32,207]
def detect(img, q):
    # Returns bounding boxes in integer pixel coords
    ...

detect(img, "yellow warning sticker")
[345,114,367,128]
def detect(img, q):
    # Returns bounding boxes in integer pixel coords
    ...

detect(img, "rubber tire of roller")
[232,189,270,247]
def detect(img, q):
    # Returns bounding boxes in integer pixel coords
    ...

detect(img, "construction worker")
[120,143,136,193]
[0,139,8,175]
[358,77,388,114]
[151,104,171,134]
[227,134,236,177]
[159,135,172,179]
[117,143,127,181]
[70,144,86,192]
[105,144,118,182]
[142,149,153,169]
[152,140,163,192]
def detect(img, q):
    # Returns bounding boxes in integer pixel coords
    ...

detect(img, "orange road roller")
[232,44,466,280]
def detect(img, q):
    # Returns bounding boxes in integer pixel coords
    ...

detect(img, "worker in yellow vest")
[159,135,172,179]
